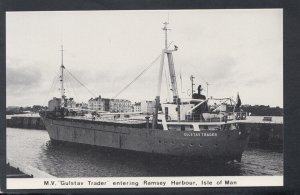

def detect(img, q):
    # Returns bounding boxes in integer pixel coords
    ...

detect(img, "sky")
[6,9,283,107]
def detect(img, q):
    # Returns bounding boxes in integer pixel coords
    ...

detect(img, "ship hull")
[41,116,250,162]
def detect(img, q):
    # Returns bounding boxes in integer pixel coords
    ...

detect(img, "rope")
[64,74,73,99]
[65,68,97,97]
[113,42,175,99]
[66,73,78,101]
[112,53,162,99]
[42,70,60,106]
[64,74,69,97]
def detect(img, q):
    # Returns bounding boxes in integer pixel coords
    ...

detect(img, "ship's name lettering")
[59,180,84,185]
[88,180,107,185]
[184,132,217,137]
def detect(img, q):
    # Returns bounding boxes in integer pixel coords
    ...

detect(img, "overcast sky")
[6,9,283,107]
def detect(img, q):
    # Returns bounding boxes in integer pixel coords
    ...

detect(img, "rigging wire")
[112,53,162,99]
[195,73,207,83]
[66,74,74,98]
[113,42,175,99]
[64,74,79,108]
[66,73,79,102]
[65,68,97,98]
[42,70,60,106]
[64,74,73,99]
[196,73,212,89]
[64,73,70,98]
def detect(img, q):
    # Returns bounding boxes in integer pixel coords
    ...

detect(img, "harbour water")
[7,128,283,177]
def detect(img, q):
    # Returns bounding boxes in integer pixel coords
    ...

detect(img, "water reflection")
[7,128,283,178]
[40,140,245,177]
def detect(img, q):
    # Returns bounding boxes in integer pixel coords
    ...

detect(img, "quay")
[7,158,55,178]
[6,115,283,149]
[7,163,33,178]
[6,114,45,129]
[242,116,283,149]
[239,116,283,124]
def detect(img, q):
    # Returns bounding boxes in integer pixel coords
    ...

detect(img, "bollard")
[145,116,150,129]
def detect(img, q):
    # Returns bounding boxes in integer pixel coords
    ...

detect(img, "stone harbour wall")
[6,116,45,130]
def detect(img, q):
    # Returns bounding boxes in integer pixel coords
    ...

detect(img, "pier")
[7,158,55,178]
[6,114,45,129]
[241,116,283,149]
[240,116,283,124]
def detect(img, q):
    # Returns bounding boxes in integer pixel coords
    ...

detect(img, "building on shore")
[75,102,88,110]
[140,100,155,114]
[131,101,155,114]
[88,96,104,111]
[88,95,132,113]
[48,97,77,111]
[48,97,61,111]
[6,106,20,111]
[133,102,141,112]
[109,99,132,113]
[66,98,76,108]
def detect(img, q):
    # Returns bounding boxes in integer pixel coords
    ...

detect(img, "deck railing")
[168,112,247,123]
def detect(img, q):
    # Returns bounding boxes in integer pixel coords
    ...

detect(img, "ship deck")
[64,115,147,125]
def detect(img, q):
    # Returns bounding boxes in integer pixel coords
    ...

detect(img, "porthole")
[199,144,202,147]
[190,143,193,147]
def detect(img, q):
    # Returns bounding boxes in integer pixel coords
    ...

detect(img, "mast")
[60,45,65,107]
[153,22,180,128]
[206,82,209,98]
[162,22,179,103]
[163,22,168,49]
[190,75,195,97]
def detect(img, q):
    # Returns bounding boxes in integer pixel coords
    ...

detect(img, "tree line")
[241,105,283,116]
[6,105,47,115]
[6,104,283,116]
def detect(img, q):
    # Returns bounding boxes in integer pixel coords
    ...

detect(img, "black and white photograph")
[5,9,283,189]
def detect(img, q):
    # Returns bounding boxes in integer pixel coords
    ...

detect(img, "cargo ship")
[40,22,250,162]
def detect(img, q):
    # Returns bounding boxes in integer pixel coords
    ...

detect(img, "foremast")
[153,22,180,128]
[59,45,66,107]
